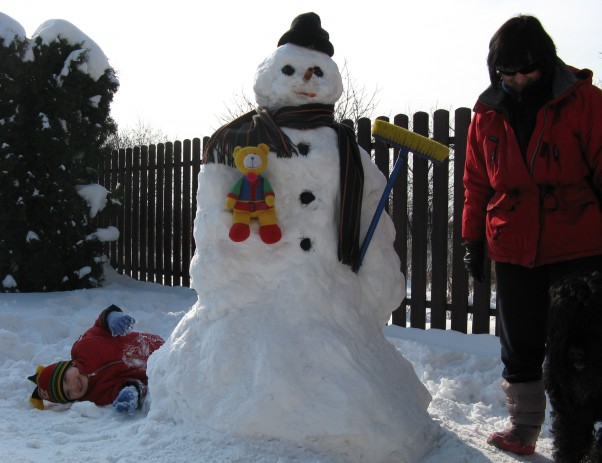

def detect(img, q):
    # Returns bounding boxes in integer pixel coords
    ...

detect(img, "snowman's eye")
[313,67,324,78]
[281,65,295,76]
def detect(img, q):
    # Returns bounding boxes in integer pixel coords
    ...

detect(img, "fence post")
[391,114,409,327]
[132,147,141,281]
[430,110,450,329]
[191,138,203,259]
[182,139,192,287]
[123,148,133,278]
[140,145,149,282]
[357,118,371,154]
[373,116,390,198]
[148,144,157,283]
[410,112,429,330]
[109,148,119,268]
[164,143,174,286]
[173,141,182,287]
[155,144,165,284]
[450,108,472,333]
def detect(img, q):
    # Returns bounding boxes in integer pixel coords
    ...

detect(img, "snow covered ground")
[0,266,556,462]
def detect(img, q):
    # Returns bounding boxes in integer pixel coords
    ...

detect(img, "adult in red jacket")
[29,305,164,414]
[462,15,602,456]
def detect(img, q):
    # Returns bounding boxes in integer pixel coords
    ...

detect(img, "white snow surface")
[0,265,556,462]
[76,184,109,219]
[0,13,115,83]
[31,18,112,82]
[0,11,26,44]
[87,226,119,243]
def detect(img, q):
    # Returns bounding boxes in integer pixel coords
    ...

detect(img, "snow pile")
[0,11,26,44]
[31,18,113,82]
[0,13,115,82]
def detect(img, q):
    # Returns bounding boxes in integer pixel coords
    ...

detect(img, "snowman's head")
[253,44,343,111]
[253,12,343,111]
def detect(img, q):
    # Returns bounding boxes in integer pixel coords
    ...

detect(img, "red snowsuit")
[71,307,164,406]
[462,64,602,267]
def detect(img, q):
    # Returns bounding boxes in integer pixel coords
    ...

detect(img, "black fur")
[544,271,602,463]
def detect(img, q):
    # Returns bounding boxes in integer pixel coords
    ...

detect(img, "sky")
[2,0,601,140]
[0,266,558,462]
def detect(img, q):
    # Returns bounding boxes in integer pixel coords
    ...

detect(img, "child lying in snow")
[28,304,164,415]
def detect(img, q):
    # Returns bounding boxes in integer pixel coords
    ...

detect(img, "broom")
[354,120,450,272]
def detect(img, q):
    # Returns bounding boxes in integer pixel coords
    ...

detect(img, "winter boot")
[487,380,546,456]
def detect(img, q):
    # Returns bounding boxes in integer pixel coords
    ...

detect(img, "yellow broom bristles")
[372,119,449,164]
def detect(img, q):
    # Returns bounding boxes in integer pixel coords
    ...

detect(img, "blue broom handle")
[355,148,409,273]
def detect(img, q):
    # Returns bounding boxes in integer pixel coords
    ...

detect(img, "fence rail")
[99,108,497,334]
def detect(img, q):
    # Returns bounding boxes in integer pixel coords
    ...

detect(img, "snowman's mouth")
[296,91,316,97]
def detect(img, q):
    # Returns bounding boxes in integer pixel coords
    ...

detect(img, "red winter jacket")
[462,62,602,267]
[70,307,164,406]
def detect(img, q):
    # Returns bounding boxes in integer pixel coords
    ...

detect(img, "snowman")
[147,12,439,463]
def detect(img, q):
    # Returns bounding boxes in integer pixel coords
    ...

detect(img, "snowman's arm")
[357,148,405,323]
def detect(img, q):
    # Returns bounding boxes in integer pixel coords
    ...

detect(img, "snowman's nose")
[303,67,314,81]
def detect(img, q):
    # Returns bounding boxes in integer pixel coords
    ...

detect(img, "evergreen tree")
[0,27,119,292]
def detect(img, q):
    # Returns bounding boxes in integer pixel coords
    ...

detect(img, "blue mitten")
[112,386,139,415]
[107,311,136,336]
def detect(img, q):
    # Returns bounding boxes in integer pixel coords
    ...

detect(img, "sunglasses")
[496,63,539,76]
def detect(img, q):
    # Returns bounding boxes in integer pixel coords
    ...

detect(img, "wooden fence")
[99,139,201,287]
[98,108,497,334]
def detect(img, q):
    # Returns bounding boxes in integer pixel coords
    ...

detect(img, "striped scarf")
[204,103,364,270]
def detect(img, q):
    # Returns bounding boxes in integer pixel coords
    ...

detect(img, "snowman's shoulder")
[358,146,386,179]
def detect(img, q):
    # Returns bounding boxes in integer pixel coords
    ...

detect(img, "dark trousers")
[495,254,602,383]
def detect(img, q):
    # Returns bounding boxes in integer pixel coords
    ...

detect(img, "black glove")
[463,241,485,283]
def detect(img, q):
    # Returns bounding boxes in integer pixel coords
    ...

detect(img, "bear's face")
[233,143,270,178]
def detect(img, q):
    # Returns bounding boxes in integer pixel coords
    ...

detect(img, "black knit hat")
[277,12,334,57]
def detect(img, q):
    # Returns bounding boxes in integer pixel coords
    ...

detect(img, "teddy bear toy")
[226,143,282,244]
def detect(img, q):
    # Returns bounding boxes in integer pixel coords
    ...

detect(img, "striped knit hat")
[28,361,72,409]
